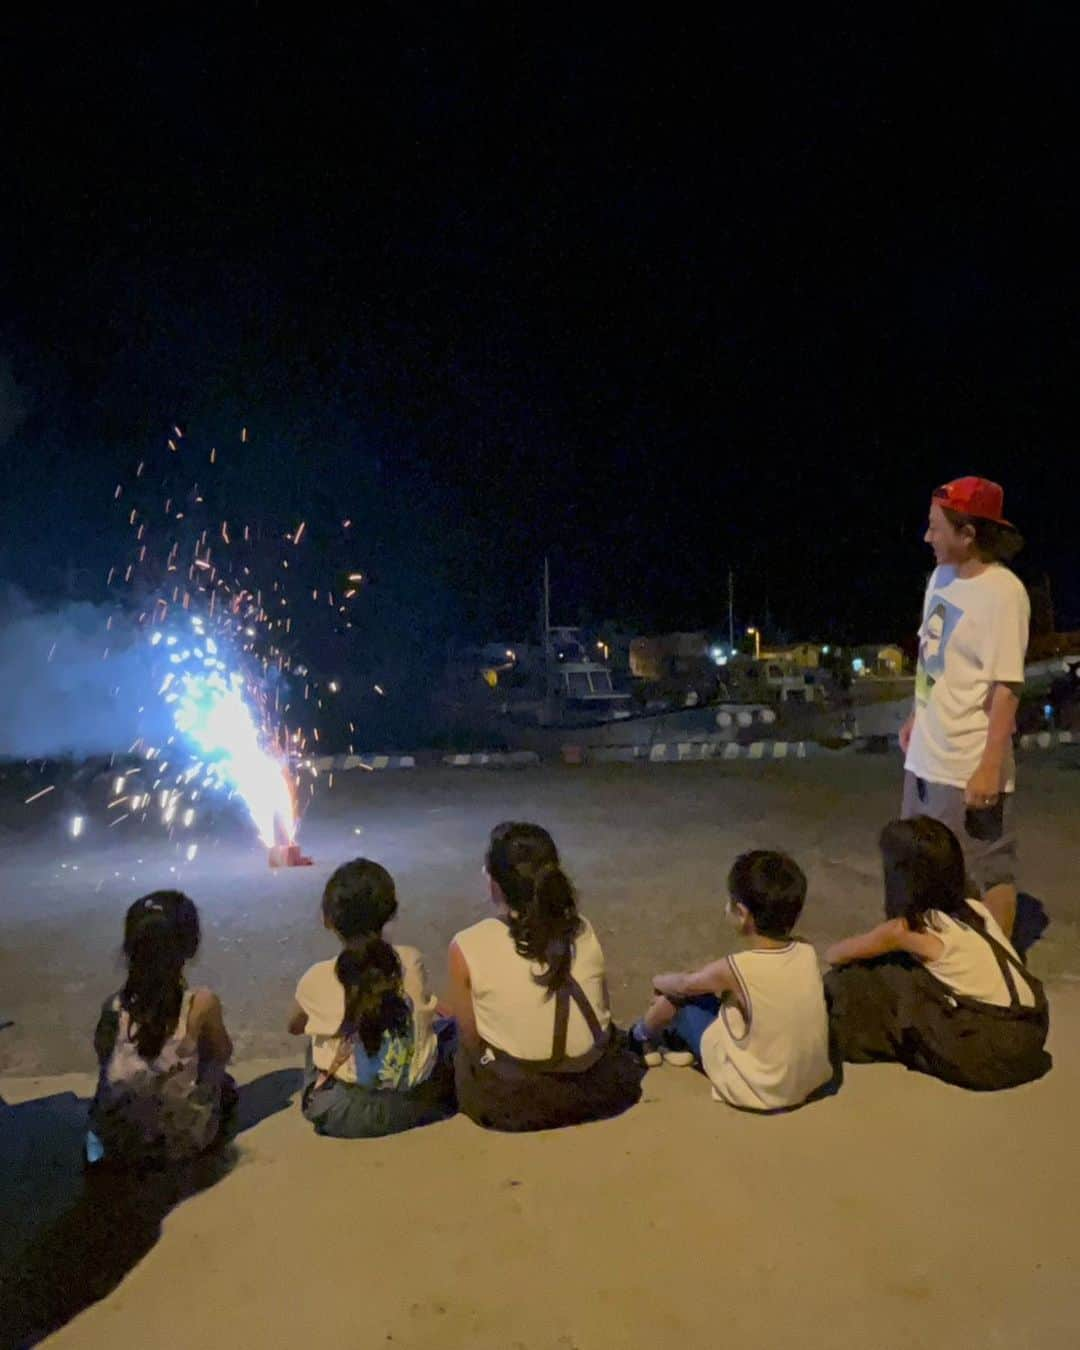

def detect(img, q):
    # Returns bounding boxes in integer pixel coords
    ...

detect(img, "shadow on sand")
[0,1068,302,1349]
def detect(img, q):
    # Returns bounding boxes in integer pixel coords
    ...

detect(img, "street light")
[747,626,761,660]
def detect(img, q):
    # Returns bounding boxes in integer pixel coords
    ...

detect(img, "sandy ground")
[2,752,1079,1347]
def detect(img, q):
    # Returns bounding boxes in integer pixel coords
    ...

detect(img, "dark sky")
[3,12,1078,647]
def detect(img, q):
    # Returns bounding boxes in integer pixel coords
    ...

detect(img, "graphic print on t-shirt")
[916,594,964,705]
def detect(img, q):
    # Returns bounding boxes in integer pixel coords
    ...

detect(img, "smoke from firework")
[0,591,174,760]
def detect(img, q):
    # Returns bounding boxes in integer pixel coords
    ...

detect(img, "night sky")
[3,13,1078,652]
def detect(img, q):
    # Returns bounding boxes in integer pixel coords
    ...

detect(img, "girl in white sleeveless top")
[630,851,833,1112]
[826,816,1050,1090]
[89,891,235,1166]
[448,822,643,1131]
[288,859,455,1137]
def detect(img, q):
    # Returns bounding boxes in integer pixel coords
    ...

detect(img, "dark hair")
[727,851,806,939]
[941,507,1024,564]
[486,822,581,993]
[879,816,980,932]
[322,859,409,1055]
[120,890,201,1060]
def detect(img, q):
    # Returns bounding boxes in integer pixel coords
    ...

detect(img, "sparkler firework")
[69,422,367,857]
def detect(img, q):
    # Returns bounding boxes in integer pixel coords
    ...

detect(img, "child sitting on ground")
[825,816,1051,1090]
[629,850,833,1111]
[448,821,644,1132]
[89,890,236,1166]
[288,859,455,1137]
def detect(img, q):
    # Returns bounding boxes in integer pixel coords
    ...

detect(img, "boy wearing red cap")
[899,478,1029,936]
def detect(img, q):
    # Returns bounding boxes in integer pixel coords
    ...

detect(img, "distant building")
[629,632,708,681]
[853,644,906,676]
[759,642,822,670]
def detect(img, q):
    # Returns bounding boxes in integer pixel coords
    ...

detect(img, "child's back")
[92,985,229,1162]
[89,891,234,1165]
[700,941,830,1110]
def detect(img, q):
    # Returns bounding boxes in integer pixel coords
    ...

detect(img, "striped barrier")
[309,754,416,773]
[442,751,541,768]
[589,739,814,764]
[1018,730,1076,752]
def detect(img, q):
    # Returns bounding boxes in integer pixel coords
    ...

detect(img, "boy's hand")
[899,713,915,754]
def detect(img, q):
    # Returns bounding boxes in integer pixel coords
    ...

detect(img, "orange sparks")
[24,785,56,805]
[210,446,217,463]
[168,439,177,451]
[174,425,183,438]
[293,521,306,545]
[114,484,122,499]
[107,567,116,585]
[125,565,134,582]
[136,460,145,477]
[221,521,230,543]
[241,427,248,442]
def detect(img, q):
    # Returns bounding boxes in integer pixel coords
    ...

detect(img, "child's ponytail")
[322,859,410,1054]
[120,891,201,1060]
[486,822,581,992]
[335,937,410,1056]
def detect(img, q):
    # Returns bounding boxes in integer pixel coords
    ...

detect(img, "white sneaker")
[643,1044,663,1068]
[662,1048,695,1068]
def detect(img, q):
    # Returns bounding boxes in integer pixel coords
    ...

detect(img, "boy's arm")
[653,958,738,1001]
[446,941,481,1051]
[826,919,942,967]
[966,682,1021,804]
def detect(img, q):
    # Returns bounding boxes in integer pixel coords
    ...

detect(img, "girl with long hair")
[288,859,455,1137]
[89,891,236,1165]
[825,816,1051,1089]
[447,822,643,1131]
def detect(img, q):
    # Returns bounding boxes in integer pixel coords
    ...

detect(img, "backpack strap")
[544,977,607,1068]
[970,921,1045,1013]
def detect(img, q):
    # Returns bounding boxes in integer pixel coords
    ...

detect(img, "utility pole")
[728,568,735,652]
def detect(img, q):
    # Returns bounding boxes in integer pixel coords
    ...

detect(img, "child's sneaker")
[661,1047,696,1068]
[626,1021,663,1068]
[660,1033,696,1068]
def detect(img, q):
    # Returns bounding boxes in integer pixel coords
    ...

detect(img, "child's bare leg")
[640,994,679,1041]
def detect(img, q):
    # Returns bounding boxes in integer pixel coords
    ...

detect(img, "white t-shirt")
[699,942,832,1111]
[295,944,438,1087]
[923,900,1036,1008]
[905,564,1029,790]
[453,915,611,1061]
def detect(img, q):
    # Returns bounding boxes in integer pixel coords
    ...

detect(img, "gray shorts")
[901,772,1017,893]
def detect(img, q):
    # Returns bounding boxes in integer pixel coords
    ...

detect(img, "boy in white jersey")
[899,476,1029,936]
[628,852,833,1112]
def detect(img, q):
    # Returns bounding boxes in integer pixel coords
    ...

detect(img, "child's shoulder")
[453,915,503,944]
[296,958,337,995]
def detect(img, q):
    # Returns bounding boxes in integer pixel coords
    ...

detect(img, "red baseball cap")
[931,477,1015,528]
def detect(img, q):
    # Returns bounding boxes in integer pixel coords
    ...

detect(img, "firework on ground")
[35,424,368,852]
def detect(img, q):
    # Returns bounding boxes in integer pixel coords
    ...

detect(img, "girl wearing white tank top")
[826,816,1050,1091]
[447,822,643,1132]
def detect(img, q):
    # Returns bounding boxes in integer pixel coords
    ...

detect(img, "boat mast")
[728,568,735,652]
